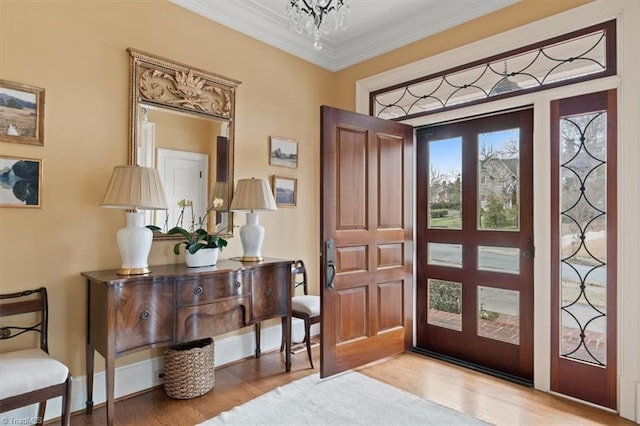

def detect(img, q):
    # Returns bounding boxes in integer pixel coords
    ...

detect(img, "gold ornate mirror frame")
[128,48,240,240]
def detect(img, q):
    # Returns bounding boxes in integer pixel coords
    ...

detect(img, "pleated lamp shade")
[100,165,167,275]
[229,178,277,212]
[101,165,168,210]
[229,178,277,262]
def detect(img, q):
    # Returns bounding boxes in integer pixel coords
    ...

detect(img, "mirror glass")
[128,48,240,239]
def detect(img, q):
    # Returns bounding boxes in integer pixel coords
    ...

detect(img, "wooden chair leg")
[304,317,314,369]
[37,401,46,424]
[61,375,72,426]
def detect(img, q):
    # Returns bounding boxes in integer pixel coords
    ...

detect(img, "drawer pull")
[235,281,241,289]
[194,286,204,296]
[265,288,273,296]
[139,310,150,320]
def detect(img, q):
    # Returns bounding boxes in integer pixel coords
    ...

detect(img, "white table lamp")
[229,178,277,262]
[101,165,168,275]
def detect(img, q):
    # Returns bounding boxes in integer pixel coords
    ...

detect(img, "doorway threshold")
[411,347,533,388]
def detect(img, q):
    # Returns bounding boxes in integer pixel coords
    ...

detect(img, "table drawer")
[177,271,251,306]
[176,296,251,342]
[115,280,175,353]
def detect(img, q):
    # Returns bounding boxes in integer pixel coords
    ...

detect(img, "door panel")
[337,287,367,341]
[379,135,405,228]
[337,127,367,229]
[416,108,534,382]
[379,281,404,330]
[321,106,413,378]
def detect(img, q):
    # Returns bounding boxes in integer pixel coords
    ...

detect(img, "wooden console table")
[82,258,293,426]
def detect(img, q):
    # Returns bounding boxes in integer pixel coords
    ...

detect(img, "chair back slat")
[0,299,43,317]
[291,259,309,295]
[0,287,48,352]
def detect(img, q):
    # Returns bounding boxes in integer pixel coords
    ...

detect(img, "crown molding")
[171,0,518,72]
[331,1,519,70]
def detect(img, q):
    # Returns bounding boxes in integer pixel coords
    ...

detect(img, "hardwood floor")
[68,347,633,425]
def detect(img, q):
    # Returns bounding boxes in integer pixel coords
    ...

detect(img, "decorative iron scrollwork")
[0,324,41,339]
[559,111,607,366]
[371,21,614,120]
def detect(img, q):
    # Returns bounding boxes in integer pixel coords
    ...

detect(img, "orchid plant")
[165,197,228,255]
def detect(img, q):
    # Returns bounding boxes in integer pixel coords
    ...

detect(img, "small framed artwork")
[269,136,298,168]
[272,175,297,207]
[0,155,42,208]
[0,79,45,146]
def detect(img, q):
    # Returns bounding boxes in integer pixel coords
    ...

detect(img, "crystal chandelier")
[285,0,350,50]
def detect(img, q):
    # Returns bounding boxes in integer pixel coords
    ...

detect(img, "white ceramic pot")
[185,247,219,267]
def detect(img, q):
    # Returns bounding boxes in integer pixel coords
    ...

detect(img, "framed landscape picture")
[272,175,297,207]
[0,79,45,146]
[269,136,298,168]
[0,156,42,208]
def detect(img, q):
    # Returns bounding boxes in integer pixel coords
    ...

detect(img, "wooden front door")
[415,108,534,382]
[320,106,413,377]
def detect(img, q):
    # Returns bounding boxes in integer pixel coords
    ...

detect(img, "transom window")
[370,20,615,121]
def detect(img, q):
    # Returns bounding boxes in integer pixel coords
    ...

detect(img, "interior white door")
[156,148,208,232]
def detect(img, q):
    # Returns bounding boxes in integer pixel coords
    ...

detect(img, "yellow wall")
[0,0,331,373]
[0,0,591,379]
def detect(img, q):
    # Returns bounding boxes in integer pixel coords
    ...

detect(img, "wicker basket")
[163,337,215,399]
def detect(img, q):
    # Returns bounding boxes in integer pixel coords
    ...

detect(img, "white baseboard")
[636,381,640,423]
[0,319,310,424]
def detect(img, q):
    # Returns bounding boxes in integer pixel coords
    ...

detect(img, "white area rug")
[199,372,489,425]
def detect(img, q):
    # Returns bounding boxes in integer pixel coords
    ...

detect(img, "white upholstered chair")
[281,259,320,368]
[0,287,72,425]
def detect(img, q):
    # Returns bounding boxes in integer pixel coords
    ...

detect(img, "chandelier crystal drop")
[285,0,350,50]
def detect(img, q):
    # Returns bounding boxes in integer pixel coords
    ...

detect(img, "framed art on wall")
[272,175,297,207]
[0,79,45,146]
[0,155,42,208]
[269,136,298,168]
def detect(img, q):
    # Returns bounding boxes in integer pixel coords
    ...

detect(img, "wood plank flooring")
[67,347,633,425]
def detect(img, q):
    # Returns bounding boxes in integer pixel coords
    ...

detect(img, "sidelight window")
[550,89,617,408]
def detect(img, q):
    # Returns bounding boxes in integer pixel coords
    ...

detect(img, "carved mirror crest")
[128,48,240,239]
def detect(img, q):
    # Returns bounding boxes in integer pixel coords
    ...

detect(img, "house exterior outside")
[479,157,519,210]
